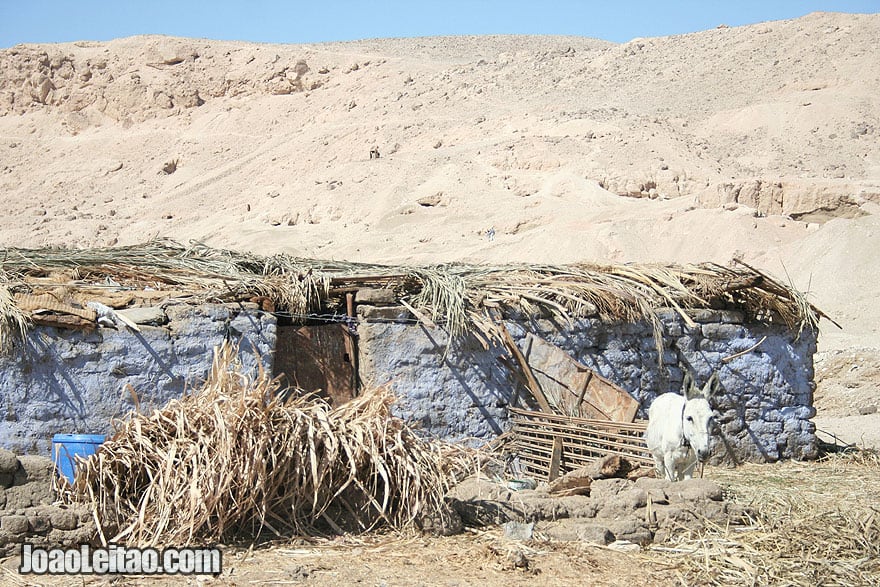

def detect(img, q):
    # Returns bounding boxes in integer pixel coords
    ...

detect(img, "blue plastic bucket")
[52,434,105,484]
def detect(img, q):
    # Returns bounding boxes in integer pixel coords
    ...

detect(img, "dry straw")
[0,271,30,352]
[1,239,827,350]
[70,343,473,547]
[649,450,880,586]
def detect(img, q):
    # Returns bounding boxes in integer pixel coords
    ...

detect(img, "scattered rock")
[26,508,51,533]
[1,515,29,536]
[160,159,179,175]
[665,478,724,502]
[449,473,743,547]
[607,540,641,552]
[502,521,534,541]
[48,508,78,531]
[537,519,613,545]
[355,288,398,305]
[418,504,464,536]
[15,455,53,484]
[548,471,592,497]
[417,192,444,207]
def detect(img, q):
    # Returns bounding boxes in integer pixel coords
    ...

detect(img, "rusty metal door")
[273,324,356,406]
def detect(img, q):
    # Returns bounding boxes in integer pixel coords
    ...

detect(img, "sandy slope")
[1,12,879,430]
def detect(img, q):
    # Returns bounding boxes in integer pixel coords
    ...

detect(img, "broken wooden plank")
[498,325,554,413]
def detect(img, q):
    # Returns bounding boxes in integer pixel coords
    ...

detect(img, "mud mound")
[0,450,96,557]
[447,474,748,547]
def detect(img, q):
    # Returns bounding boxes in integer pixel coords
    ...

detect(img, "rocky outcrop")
[0,39,322,123]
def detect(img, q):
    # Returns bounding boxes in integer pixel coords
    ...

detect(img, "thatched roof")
[1,239,827,349]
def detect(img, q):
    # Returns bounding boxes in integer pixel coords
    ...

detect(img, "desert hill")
[1,11,879,429]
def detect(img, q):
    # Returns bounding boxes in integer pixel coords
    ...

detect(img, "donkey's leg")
[681,450,696,480]
[663,453,679,482]
[652,452,666,479]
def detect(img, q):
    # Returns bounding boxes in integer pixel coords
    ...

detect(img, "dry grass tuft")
[69,343,473,547]
[649,451,880,586]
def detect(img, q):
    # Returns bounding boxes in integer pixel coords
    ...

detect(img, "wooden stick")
[498,325,553,413]
[721,335,767,363]
[399,299,437,329]
[574,370,593,412]
[509,407,648,431]
[511,430,651,461]
[345,293,360,394]
[497,356,525,409]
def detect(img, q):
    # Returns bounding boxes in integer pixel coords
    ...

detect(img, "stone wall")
[0,299,817,464]
[0,304,276,455]
[0,450,95,557]
[357,305,819,463]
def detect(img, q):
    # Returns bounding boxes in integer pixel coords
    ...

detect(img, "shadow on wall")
[421,326,511,437]
[0,307,275,455]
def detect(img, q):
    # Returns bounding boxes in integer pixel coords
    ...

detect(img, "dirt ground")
[0,527,678,587]
[813,347,880,449]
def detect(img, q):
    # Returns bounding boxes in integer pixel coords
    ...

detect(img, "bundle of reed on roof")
[1,239,827,346]
[0,270,30,352]
[69,343,473,547]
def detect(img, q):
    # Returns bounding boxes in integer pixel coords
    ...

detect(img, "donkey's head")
[681,372,719,463]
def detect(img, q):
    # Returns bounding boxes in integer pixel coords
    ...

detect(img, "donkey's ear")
[701,371,720,400]
[682,372,697,400]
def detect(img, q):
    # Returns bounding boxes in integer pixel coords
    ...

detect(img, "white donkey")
[644,372,719,481]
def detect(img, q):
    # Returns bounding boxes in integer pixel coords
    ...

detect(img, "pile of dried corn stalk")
[71,344,472,547]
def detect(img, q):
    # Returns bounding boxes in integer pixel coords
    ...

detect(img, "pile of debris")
[444,455,750,547]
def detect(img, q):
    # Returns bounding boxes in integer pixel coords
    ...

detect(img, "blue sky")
[1,1,878,48]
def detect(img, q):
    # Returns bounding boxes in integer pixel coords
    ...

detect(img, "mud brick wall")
[357,306,818,463]
[0,450,95,557]
[0,304,276,455]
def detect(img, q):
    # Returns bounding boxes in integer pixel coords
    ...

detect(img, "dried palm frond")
[70,343,473,547]
[0,274,29,351]
[1,239,825,347]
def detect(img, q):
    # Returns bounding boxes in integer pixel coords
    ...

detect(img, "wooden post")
[548,437,563,481]
[574,370,594,412]
[345,293,360,395]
